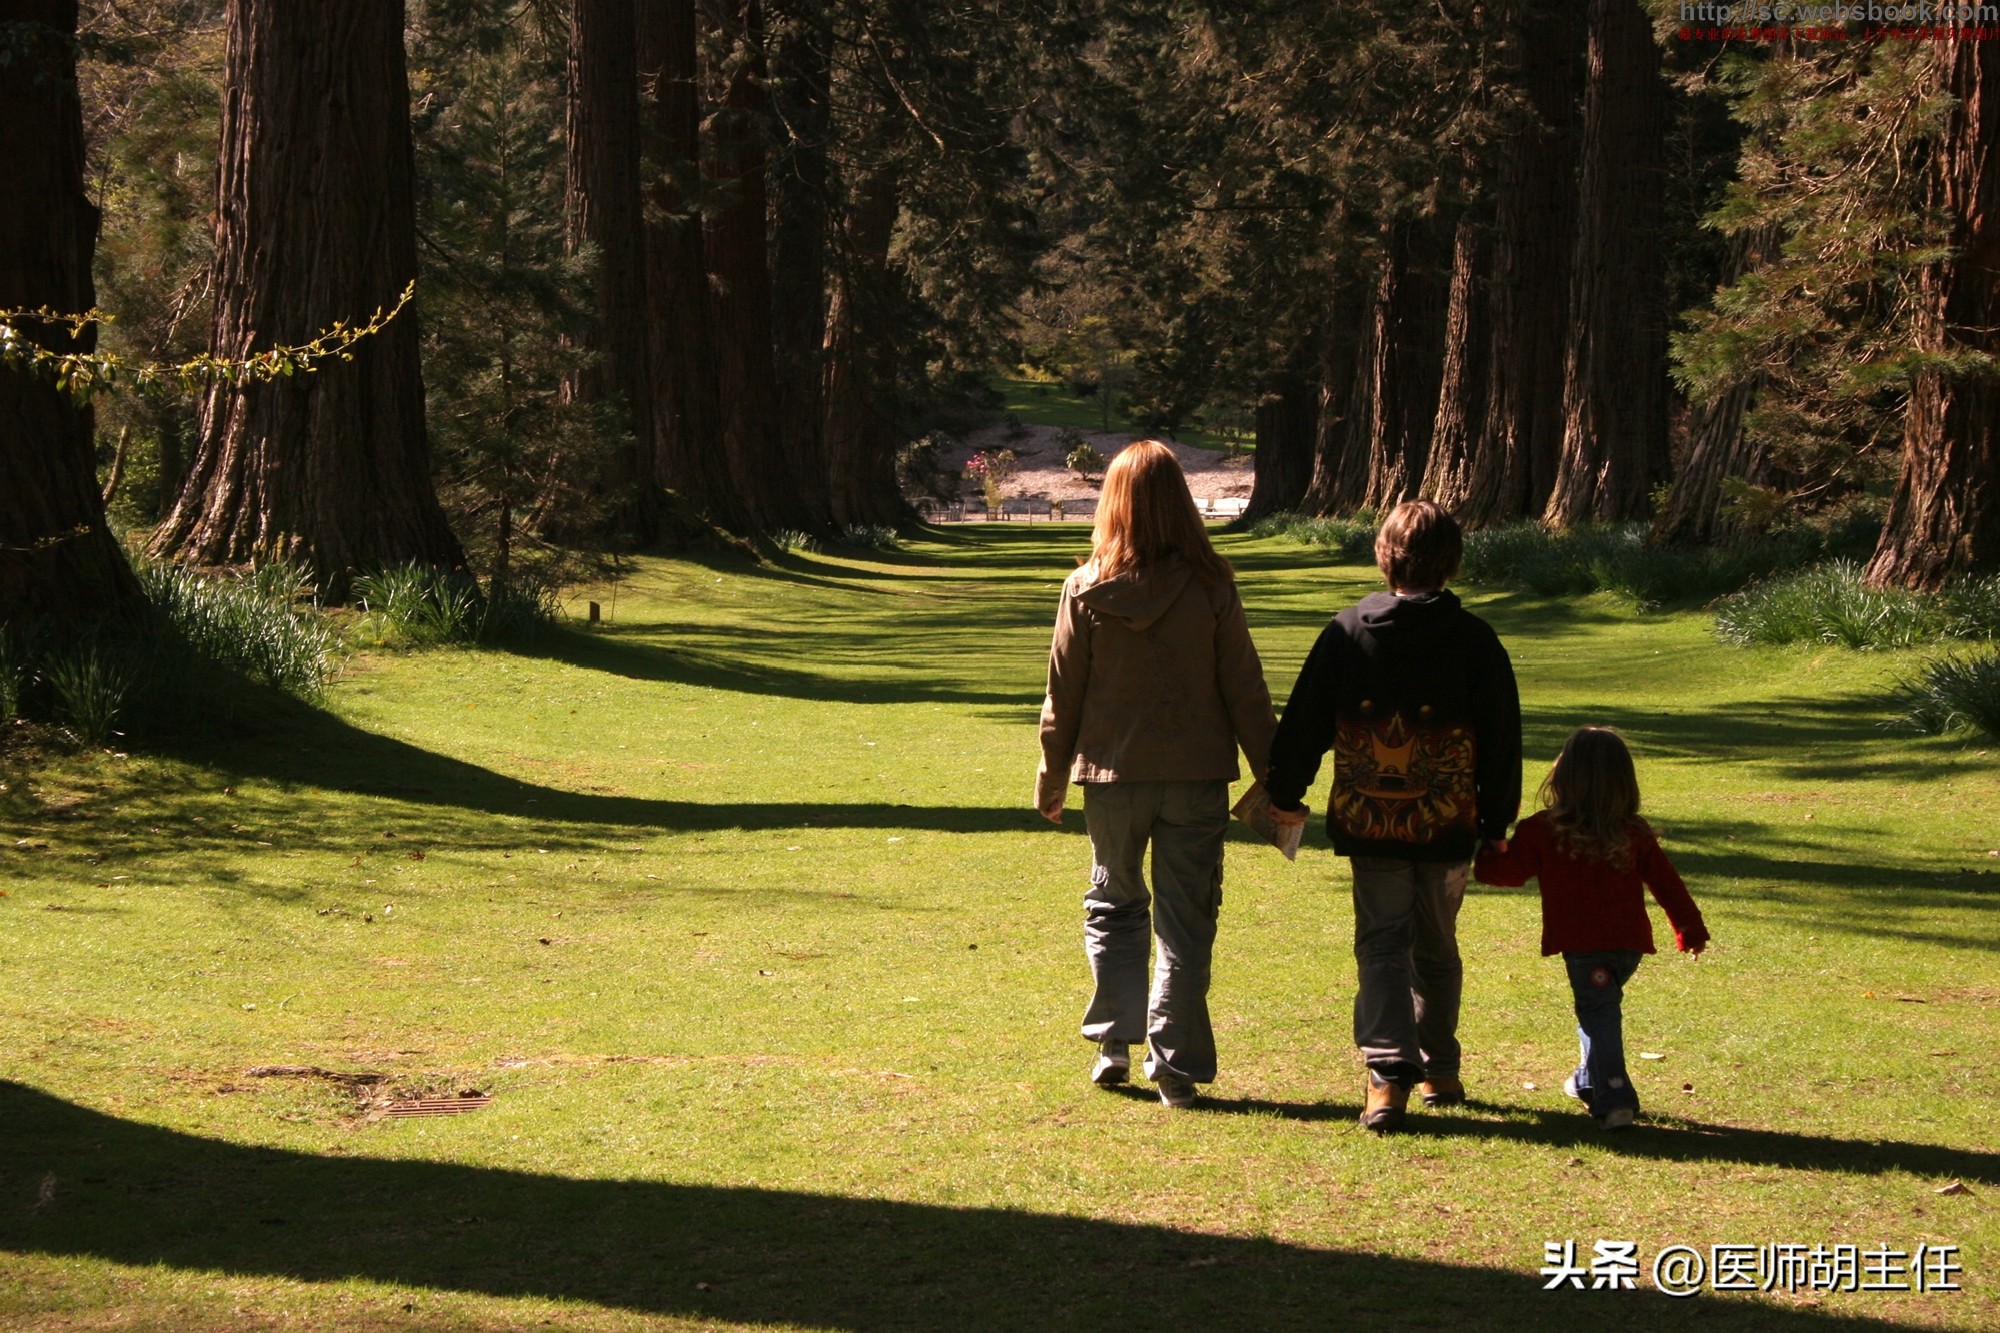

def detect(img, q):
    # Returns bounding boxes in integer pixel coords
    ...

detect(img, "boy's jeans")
[1563,950,1644,1116]
[1080,780,1228,1084]
[1350,856,1467,1086]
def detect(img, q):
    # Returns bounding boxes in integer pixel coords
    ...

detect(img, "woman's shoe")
[1090,1039,1131,1087]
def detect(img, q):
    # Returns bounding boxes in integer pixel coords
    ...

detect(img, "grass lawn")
[3,525,1995,1331]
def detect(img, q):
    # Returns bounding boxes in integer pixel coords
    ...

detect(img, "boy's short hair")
[1375,500,1463,591]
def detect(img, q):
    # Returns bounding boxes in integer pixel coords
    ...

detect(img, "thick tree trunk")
[0,0,141,628]
[1544,0,1669,528]
[824,161,908,528]
[703,0,816,535]
[638,0,747,533]
[1650,227,1779,547]
[767,6,836,533]
[1241,373,1317,522]
[1299,282,1367,516]
[1361,219,1450,512]
[1867,35,2000,589]
[1460,0,1584,528]
[1419,217,1492,513]
[152,0,462,597]
[565,0,662,544]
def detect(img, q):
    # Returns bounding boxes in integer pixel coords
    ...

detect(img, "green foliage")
[1455,522,1887,609]
[1250,513,1380,565]
[1890,648,2000,743]
[351,565,487,648]
[137,561,336,699]
[410,0,616,572]
[1670,39,1950,497]
[43,645,135,746]
[895,433,962,503]
[840,525,901,552]
[1064,439,1106,476]
[1716,562,2000,650]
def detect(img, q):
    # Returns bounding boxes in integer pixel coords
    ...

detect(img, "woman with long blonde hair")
[1035,440,1276,1107]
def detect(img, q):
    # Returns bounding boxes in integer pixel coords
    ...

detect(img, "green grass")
[3,527,1995,1331]
[992,374,1243,452]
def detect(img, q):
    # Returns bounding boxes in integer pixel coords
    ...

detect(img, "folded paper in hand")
[1231,782,1303,861]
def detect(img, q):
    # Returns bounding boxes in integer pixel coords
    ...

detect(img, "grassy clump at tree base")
[1716,562,2000,649]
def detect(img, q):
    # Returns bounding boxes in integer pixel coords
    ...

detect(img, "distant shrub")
[45,644,134,746]
[139,561,336,697]
[1716,563,2000,649]
[1251,513,1380,565]
[1065,439,1106,476]
[1002,412,1029,442]
[480,574,564,642]
[774,529,821,555]
[1890,648,2000,743]
[1458,522,1841,608]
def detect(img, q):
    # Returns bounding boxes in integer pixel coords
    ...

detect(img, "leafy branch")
[0,280,417,403]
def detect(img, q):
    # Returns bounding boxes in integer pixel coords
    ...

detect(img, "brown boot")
[1359,1070,1410,1132]
[1419,1075,1465,1108]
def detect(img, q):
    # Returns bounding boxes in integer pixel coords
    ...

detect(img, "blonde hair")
[1089,440,1233,585]
[1540,726,1646,865]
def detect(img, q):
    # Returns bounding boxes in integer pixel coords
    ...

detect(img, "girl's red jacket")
[1474,811,1710,956]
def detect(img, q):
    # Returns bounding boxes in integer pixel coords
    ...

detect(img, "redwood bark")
[1419,216,1491,513]
[1867,35,2000,589]
[824,161,908,527]
[1241,373,1317,522]
[767,6,836,532]
[152,0,462,596]
[1544,0,1669,528]
[638,0,747,532]
[1459,0,1584,528]
[703,0,816,534]
[1299,280,1367,516]
[1361,220,1450,512]
[565,0,662,544]
[0,0,141,627]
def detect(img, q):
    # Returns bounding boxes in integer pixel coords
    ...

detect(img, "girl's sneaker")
[1562,1074,1592,1107]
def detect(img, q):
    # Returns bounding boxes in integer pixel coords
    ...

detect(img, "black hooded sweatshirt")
[1266,589,1520,862]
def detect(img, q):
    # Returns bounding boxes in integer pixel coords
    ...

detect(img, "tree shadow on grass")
[1187,1092,1999,1187]
[0,1081,1915,1331]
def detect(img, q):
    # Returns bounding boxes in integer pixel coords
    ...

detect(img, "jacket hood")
[1075,555,1194,632]
[1352,588,1463,643]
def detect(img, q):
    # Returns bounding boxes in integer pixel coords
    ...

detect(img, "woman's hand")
[1039,795,1065,824]
[1269,803,1308,829]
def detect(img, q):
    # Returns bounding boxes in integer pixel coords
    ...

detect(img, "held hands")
[1269,803,1309,830]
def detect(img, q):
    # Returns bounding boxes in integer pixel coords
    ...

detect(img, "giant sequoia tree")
[153,0,462,594]
[0,0,141,628]
[1543,0,1668,527]
[1867,34,2000,589]
[564,0,663,543]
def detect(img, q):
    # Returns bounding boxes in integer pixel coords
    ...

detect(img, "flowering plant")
[966,448,1017,510]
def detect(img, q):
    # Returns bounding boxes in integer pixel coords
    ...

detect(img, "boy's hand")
[1038,795,1064,824]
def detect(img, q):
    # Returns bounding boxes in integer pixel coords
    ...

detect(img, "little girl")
[1474,726,1708,1130]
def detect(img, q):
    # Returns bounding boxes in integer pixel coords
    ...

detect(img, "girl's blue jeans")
[1562,950,1644,1117]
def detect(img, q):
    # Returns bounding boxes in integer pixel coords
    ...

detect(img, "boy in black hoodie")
[1267,500,1520,1131]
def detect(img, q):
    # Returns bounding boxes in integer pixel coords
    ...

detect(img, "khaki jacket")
[1035,554,1276,810]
